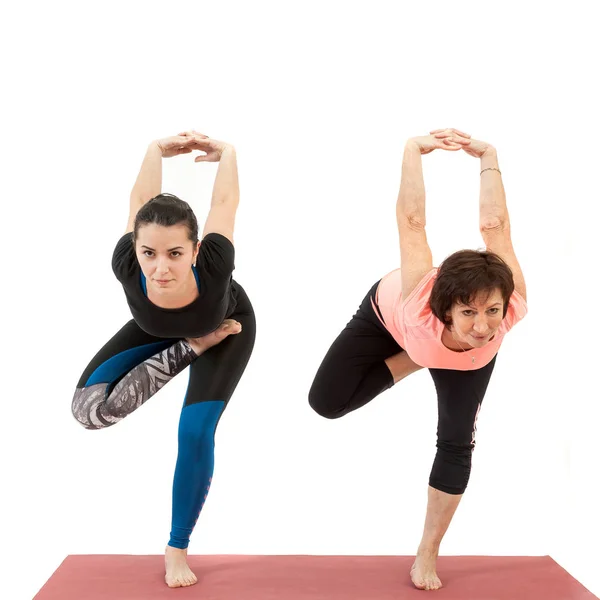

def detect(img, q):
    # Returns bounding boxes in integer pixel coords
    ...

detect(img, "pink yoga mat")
[34,554,598,599]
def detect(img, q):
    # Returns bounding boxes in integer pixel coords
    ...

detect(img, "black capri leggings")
[308,281,496,495]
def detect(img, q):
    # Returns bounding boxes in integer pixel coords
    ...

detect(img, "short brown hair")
[429,250,514,325]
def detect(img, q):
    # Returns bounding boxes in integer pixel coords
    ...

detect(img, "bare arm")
[479,149,508,226]
[478,148,527,300]
[125,142,163,233]
[201,145,239,243]
[396,141,434,298]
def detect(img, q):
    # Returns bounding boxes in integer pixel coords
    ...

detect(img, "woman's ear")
[444,310,453,327]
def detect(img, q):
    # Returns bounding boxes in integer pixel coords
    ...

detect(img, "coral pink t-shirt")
[372,268,528,370]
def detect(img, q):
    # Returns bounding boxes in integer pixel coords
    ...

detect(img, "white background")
[2,1,599,598]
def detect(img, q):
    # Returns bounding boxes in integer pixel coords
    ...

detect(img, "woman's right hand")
[430,128,495,158]
[178,130,233,162]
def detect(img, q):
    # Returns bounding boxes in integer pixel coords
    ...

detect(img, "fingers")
[430,128,471,138]
[185,136,213,148]
[452,128,471,138]
[441,135,471,146]
[165,137,195,150]
[178,129,209,138]
[437,139,464,151]
[168,135,192,146]
[433,131,468,141]
[431,128,470,138]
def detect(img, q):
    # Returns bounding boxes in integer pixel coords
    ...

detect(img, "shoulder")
[202,232,235,248]
[111,232,137,281]
[498,288,528,334]
[402,268,438,306]
[197,232,236,274]
[400,268,438,326]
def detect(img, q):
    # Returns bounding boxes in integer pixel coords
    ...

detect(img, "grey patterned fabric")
[72,340,197,430]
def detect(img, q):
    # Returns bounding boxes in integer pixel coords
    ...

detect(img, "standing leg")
[164,284,257,588]
[410,356,497,591]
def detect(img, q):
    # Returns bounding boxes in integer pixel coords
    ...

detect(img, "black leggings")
[308,281,496,495]
[71,283,256,548]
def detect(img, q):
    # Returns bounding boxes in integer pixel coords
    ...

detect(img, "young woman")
[71,131,256,588]
[308,128,528,591]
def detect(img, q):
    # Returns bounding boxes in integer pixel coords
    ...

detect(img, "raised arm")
[477,146,527,300]
[397,133,464,299]
[201,145,239,243]
[432,129,527,300]
[396,141,433,299]
[125,142,163,234]
[125,134,200,234]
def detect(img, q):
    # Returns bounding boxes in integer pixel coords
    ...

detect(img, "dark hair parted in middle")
[133,193,199,245]
[429,250,515,325]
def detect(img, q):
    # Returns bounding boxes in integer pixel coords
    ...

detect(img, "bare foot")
[186,319,242,355]
[165,545,198,588]
[410,548,443,591]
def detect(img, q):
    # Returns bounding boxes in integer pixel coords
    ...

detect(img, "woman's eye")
[463,311,473,316]
[144,251,153,257]
[488,308,499,314]
[171,252,181,257]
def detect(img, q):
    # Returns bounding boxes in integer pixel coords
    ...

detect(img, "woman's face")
[135,223,199,296]
[446,288,505,348]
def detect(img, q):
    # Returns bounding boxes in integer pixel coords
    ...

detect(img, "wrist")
[221,144,236,155]
[481,146,497,159]
[480,148,499,169]
[148,141,163,155]
[405,139,420,153]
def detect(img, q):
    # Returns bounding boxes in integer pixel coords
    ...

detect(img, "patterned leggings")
[71,283,256,548]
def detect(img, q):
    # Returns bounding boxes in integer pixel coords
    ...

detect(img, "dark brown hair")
[133,193,199,245]
[430,249,514,325]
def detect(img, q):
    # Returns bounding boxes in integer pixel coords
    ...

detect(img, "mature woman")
[308,128,527,591]
[71,131,256,588]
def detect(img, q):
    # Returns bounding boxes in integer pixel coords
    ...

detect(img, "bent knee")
[308,387,346,419]
[71,386,115,430]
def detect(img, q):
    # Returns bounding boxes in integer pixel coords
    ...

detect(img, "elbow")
[479,217,508,232]
[212,195,239,208]
[398,211,426,231]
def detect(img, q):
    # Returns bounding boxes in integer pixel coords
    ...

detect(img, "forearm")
[479,148,509,228]
[210,146,239,209]
[130,142,162,203]
[397,141,427,224]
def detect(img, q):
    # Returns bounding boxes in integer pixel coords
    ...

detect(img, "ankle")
[184,339,204,357]
[417,544,440,557]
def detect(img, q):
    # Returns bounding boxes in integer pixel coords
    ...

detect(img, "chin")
[471,335,492,346]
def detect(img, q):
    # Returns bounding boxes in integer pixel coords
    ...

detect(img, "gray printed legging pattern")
[72,339,196,429]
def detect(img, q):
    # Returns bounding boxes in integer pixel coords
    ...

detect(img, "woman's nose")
[473,315,489,333]
[156,259,170,274]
